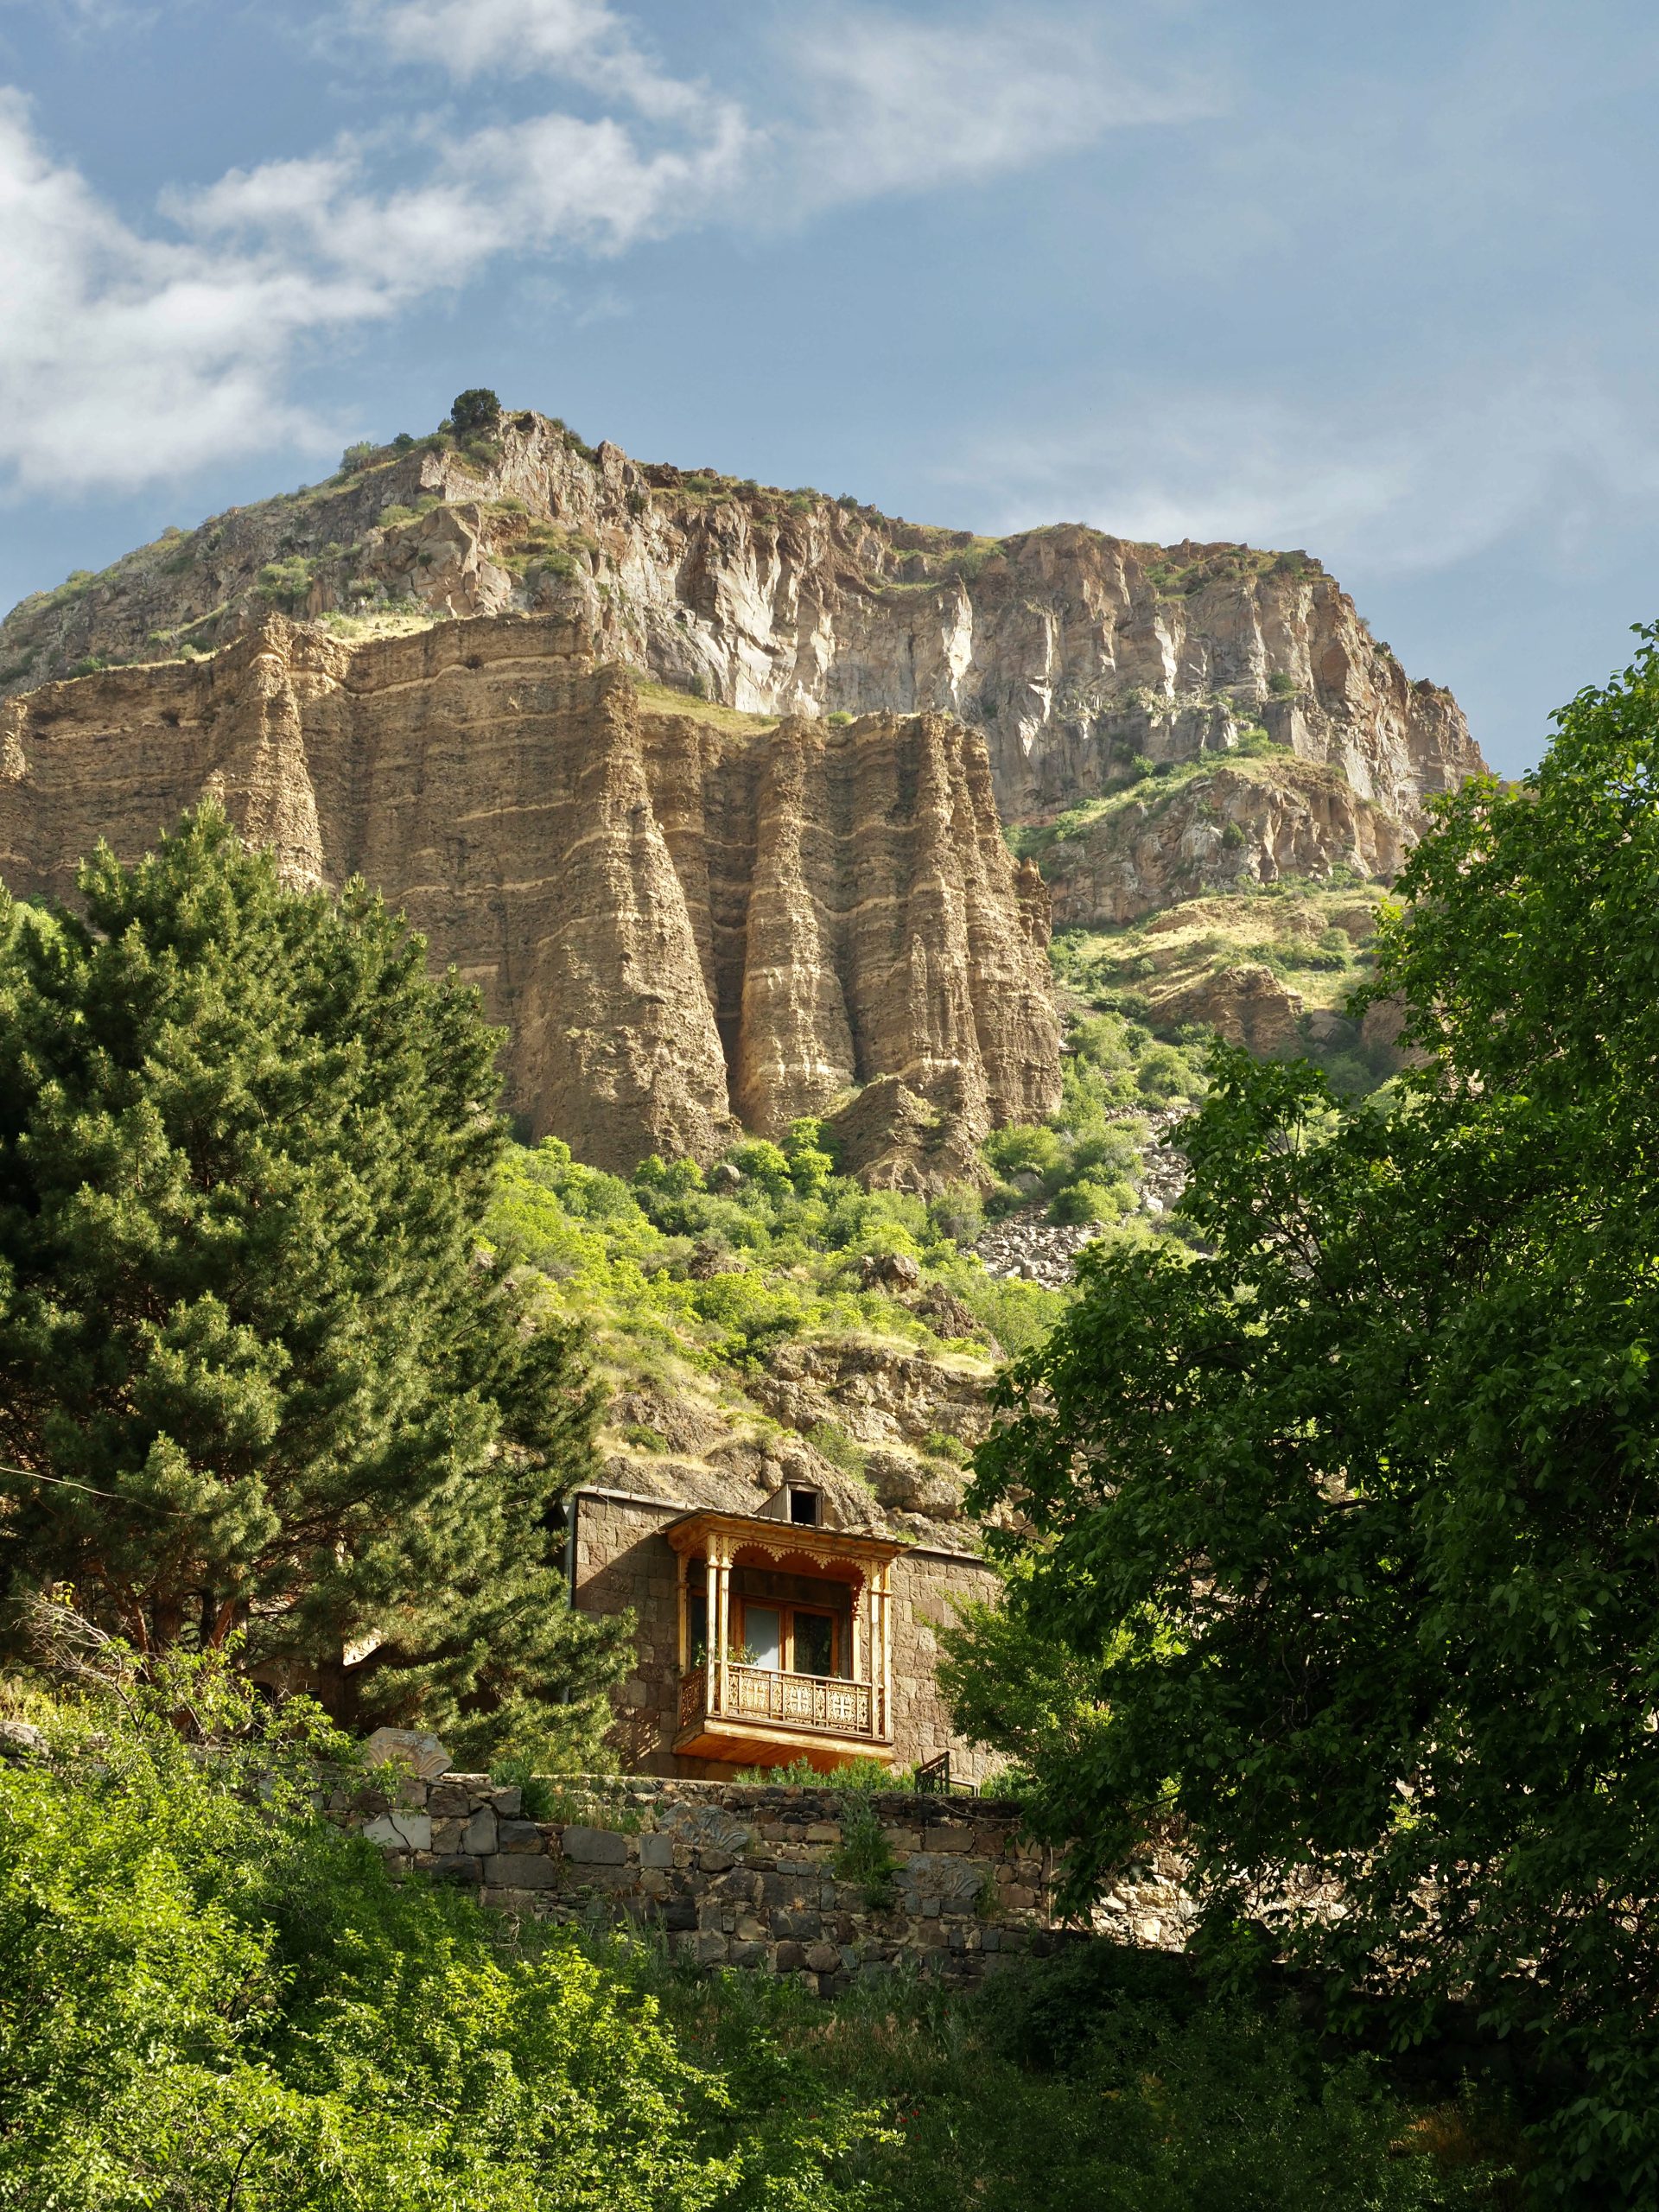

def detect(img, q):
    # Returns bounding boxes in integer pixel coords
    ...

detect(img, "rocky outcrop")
[0,615,1058,1179]
[1148,963,1305,1058]
[1040,757,1409,931]
[0,411,1485,828]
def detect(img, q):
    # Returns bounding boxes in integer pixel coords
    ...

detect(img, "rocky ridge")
[0,409,1484,830]
[0,614,1058,1179]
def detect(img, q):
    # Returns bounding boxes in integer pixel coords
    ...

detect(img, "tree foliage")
[0,809,627,1758]
[450,388,503,441]
[0,1634,874,2209]
[959,628,1659,2204]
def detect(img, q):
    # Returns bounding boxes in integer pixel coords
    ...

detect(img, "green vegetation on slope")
[0,1647,1504,2209]
[486,1125,1065,1473]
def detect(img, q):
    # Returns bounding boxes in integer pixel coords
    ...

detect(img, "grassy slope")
[485,1133,1065,1502]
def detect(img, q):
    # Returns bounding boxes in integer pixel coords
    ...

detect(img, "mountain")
[0,408,1482,830]
[0,613,1058,1178]
[0,402,1487,1180]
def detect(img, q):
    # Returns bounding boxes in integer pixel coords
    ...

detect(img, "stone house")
[568,1473,1005,1783]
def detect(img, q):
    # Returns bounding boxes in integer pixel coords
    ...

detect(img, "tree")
[958,628,1659,2203]
[0,1630,874,2207]
[450,387,502,442]
[0,808,628,1757]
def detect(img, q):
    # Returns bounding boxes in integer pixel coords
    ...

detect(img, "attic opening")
[787,1484,823,1528]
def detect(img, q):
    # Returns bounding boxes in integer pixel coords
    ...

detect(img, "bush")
[1048,1179,1130,1226]
[0,1655,876,2208]
[1268,670,1300,696]
[450,386,502,440]
[1136,1043,1193,1098]
[983,1123,1065,1181]
[256,555,315,607]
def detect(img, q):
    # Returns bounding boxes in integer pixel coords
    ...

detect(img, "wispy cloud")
[779,4,1217,203]
[366,0,703,119]
[950,366,1659,577]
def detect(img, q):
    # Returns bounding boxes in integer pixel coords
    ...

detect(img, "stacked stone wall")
[341,1771,1082,1993]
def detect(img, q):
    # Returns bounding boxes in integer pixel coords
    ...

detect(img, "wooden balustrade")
[679,1663,876,1740]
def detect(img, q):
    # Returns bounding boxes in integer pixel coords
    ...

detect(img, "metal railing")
[679,1663,877,1738]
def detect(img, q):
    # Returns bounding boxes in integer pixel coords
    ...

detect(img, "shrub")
[983,1123,1065,1181]
[256,555,315,607]
[337,441,377,475]
[830,1796,899,1909]
[804,1420,868,1478]
[450,386,502,440]
[0,1656,875,2206]
[1048,1179,1130,1226]
[1268,670,1300,696]
[1136,1043,1193,1099]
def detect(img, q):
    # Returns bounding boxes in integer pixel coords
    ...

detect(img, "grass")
[318,608,441,644]
[632,677,781,737]
[1006,731,1296,862]
[1049,881,1394,1097]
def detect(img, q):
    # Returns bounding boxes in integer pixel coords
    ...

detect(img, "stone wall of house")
[569,1489,1007,1782]
[341,1771,1084,1993]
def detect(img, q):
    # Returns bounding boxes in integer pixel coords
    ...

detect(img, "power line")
[0,1461,187,1514]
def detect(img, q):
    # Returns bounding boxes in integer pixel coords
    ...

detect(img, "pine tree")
[0,808,629,1756]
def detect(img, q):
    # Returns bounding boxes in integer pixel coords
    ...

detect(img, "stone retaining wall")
[339,1771,1082,1993]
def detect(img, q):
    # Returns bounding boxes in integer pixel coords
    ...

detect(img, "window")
[792,1608,836,1678]
[787,1486,821,1527]
[734,1601,839,1675]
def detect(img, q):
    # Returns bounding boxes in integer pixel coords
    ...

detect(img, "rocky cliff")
[1035,754,1410,931]
[0,614,1058,1179]
[0,410,1484,829]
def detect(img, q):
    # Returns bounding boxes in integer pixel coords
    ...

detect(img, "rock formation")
[1039,756,1410,931]
[0,410,1484,827]
[0,614,1058,1178]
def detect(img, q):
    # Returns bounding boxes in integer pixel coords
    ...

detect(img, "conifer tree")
[0,808,628,1757]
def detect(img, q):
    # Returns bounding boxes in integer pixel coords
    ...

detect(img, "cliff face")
[1039,756,1410,931]
[0,615,1058,1179]
[0,412,1484,829]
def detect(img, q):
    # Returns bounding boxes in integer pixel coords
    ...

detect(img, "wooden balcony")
[677,1662,883,1767]
[666,1508,903,1772]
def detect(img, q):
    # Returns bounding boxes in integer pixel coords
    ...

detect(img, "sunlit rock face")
[0,410,1484,828]
[0,615,1058,1180]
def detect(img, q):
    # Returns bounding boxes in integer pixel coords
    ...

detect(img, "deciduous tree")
[960,628,1659,2203]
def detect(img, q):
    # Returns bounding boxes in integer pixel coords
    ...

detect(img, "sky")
[2,2,1656,778]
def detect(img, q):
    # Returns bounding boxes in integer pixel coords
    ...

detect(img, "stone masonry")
[340,1771,1085,1994]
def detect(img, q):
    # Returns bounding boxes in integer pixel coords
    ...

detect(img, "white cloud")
[950,366,1659,578]
[779,4,1217,203]
[0,79,745,493]
[0,3,1199,497]
[368,0,702,119]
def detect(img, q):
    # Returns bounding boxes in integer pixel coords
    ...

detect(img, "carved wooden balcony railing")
[679,1663,876,1740]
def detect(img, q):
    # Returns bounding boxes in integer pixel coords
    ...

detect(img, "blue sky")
[2,1,1656,777]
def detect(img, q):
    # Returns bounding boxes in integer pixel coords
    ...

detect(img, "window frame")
[737,1597,841,1678]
